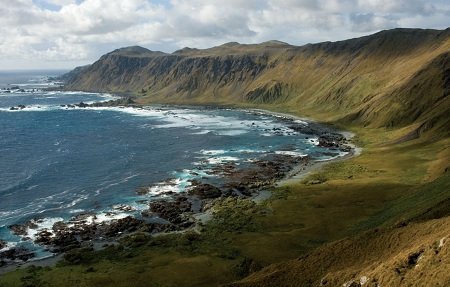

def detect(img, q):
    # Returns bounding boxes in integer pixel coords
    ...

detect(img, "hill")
[64,28,450,141]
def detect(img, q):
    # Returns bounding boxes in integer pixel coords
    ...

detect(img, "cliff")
[64,28,450,140]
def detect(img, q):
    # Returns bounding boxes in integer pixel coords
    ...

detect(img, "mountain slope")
[64,28,450,140]
[229,213,450,287]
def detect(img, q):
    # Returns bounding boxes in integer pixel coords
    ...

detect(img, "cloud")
[350,13,396,32]
[0,0,449,69]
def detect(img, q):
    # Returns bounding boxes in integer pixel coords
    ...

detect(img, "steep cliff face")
[64,28,450,139]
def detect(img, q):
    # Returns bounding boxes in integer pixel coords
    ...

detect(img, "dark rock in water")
[17,104,26,109]
[112,204,136,212]
[141,210,153,217]
[34,230,53,245]
[0,246,35,261]
[104,216,145,237]
[52,221,68,232]
[136,186,150,195]
[210,163,237,176]
[188,183,222,199]
[9,220,39,236]
[9,107,18,111]
[51,232,81,252]
[77,102,89,108]
[0,240,6,250]
[339,145,352,152]
[69,212,96,223]
[88,97,136,107]
[318,133,346,148]
[149,199,192,225]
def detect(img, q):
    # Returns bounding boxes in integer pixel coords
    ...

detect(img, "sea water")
[0,71,345,260]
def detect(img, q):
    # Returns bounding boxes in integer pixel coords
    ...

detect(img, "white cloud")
[350,13,396,32]
[45,0,77,6]
[0,0,448,69]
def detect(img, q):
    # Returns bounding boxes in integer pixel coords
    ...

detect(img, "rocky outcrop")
[149,197,193,227]
[0,247,35,263]
[188,184,222,199]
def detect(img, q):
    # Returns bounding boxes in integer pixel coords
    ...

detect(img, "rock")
[9,220,38,236]
[0,246,35,261]
[35,230,53,245]
[51,232,81,252]
[210,163,237,176]
[188,183,222,199]
[9,107,18,110]
[141,210,153,217]
[340,145,352,152]
[104,216,145,237]
[149,199,192,224]
[136,186,150,195]
[88,97,136,107]
[52,221,68,232]
[69,212,96,223]
[318,133,345,148]
[112,204,136,212]
[0,240,6,250]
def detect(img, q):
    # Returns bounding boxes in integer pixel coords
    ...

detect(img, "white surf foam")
[25,217,65,240]
[316,151,348,162]
[206,156,240,165]
[275,151,308,157]
[200,150,227,155]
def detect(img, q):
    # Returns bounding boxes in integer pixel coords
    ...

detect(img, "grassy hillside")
[65,28,450,141]
[0,28,449,286]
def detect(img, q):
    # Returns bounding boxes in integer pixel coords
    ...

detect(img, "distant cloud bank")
[1,0,449,69]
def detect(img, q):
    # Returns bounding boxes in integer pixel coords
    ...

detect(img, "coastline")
[248,107,361,186]
[0,101,360,273]
[276,140,360,186]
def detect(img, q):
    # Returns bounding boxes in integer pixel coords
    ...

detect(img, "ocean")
[0,71,345,260]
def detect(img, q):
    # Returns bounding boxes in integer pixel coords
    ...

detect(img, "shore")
[248,108,361,186]
[0,104,358,273]
[277,133,361,186]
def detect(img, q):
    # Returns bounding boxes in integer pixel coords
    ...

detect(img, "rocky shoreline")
[0,103,354,269]
[7,96,136,111]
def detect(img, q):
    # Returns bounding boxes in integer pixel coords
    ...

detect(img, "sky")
[0,0,449,70]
